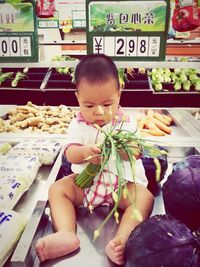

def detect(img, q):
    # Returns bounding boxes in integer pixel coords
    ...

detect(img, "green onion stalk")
[0,72,13,86]
[75,117,167,240]
[11,72,27,87]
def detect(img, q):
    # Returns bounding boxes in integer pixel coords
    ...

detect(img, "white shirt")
[65,111,148,187]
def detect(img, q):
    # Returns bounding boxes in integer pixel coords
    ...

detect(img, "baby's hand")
[119,144,141,161]
[84,145,102,165]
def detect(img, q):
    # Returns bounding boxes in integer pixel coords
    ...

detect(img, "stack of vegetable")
[149,68,200,92]
[75,117,167,240]
[137,109,173,136]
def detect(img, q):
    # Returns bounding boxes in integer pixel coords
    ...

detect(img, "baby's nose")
[95,106,104,115]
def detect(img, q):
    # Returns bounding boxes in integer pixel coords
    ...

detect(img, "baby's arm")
[65,145,101,165]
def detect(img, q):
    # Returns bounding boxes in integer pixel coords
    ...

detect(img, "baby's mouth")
[95,120,105,126]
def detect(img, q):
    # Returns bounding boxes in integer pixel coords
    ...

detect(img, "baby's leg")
[35,174,85,262]
[105,183,154,265]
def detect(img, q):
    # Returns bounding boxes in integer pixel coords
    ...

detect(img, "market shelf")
[0,67,200,107]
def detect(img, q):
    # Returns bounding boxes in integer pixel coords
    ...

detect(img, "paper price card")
[0,0,38,63]
[86,0,170,61]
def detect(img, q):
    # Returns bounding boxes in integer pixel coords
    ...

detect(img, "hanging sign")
[86,0,170,61]
[0,0,38,62]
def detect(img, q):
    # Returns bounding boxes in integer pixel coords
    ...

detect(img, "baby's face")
[76,78,121,126]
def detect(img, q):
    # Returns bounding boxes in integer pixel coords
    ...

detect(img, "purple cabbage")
[162,167,200,230]
[172,155,200,171]
[125,214,200,267]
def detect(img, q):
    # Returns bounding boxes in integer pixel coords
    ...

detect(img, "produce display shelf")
[9,146,200,267]
[1,107,200,267]
[1,66,199,107]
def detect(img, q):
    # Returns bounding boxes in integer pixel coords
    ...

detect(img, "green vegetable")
[183,80,191,91]
[0,72,13,86]
[118,68,126,88]
[56,67,70,75]
[174,81,181,91]
[11,72,26,87]
[194,78,200,91]
[149,68,199,92]
[75,118,167,239]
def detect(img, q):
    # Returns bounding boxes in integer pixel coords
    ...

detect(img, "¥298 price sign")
[93,36,160,57]
[86,0,170,61]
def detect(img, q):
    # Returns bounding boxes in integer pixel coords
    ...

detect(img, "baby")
[36,54,154,265]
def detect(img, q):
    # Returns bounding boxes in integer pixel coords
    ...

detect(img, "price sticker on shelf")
[0,1,38,62]
[86,0,170,61]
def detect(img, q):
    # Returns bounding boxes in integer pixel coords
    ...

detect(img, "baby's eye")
[86,105,93,108]
[104,104,112,107]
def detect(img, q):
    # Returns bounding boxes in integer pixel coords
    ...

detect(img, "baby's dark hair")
[75,54,120,89]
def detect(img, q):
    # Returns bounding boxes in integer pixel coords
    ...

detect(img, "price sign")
[86,0,170,61]
[37,11,59,29]
[72,10,86,29]
[0,1,38,62]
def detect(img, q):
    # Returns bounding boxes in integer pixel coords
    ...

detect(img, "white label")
[126,36,137,57]
[39,21,58,28]
[104,36,115,56]
[0,37,10,57]
[0,36,31,57]
[93,36,104,54]
[115,36,126,56]
[9,36,21,57]
[137,36,149,57]
[20,36,31,57]
[148,36,160,57]
[92,35,161,58]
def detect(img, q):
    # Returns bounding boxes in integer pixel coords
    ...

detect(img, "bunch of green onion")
[75,119,167,240]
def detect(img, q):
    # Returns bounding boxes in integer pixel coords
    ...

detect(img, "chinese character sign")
[86,0,170,61]
[0,0,38,62]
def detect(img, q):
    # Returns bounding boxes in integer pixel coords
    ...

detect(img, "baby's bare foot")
[105,235,127,265]
[35,230,80,262]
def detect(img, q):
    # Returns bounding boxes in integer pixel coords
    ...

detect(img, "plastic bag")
[0,209,27,266]
[0,154,41,209]
[125,214,200,267]
[8,139,63,165]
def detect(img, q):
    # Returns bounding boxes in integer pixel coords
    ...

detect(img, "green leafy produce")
[0,72,13,86]
[11,72,26,87]
[183,80,191,91]
[118,68,126,88]
[194,78,200,91]
[149,68,200,92]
